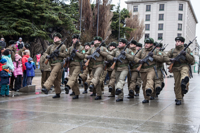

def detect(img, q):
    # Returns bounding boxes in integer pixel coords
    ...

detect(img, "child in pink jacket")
[13,54,23,91]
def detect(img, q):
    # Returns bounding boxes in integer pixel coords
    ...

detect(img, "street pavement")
[0,74,200,133]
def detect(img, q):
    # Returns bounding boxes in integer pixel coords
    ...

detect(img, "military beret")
[136,43,143,47]
[93,36,102,42]
[158,43,163,48]
[101,42,106,47]
[72,34,80,39]
[109,42,117,48]
[9,40,16,45]
[175,37,185,42]
[84,42,90,47]
[25,43,30,49]
[0,58,7,64]
[131,39,137,45]
[144,38,154,43]
[119,38,127,44]
[53,32,62,38]
[2,64,9,70]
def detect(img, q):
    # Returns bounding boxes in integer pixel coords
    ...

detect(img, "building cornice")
[125,0,198,23]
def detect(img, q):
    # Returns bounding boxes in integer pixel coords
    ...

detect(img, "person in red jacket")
[22,50,30,87]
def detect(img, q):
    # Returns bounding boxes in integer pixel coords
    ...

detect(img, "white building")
[125,0,198,52]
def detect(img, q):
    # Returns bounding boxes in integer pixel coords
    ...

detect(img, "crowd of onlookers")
[0,37,37,97]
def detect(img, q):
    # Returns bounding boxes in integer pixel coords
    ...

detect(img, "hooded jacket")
[25,61,36,77]
[2,55,14,71]
[0,70,10,85]
[22,55,30,71]
[13,54,23,77]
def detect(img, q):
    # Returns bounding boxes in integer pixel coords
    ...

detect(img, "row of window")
[145,14,183,21]
[145,33,182,40]
[145,24,182,31]
[133,4,183,12]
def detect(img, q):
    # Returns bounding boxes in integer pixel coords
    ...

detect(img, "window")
[179,4,183,11]
[146,5,151,11]
[177,33,182,37]
[158,24,163,30]
[133,6,138,12]
[145,24,150,30]
[145,34,149,39]
[158,33,163,40]
[146,14,150,21]
[178,14,183,20]
[178,24,182,30]
[159,4,164,11]
[159,14,164,20]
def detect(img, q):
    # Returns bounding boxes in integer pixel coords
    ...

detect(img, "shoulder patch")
[82,50,85,54]
[66,49,68,52]
[159,52,162,55]
[131,52,134,55]
[190,52,193,55]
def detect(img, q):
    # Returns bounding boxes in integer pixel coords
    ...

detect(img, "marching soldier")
[65,34,85,99]
[127,39,139,99]
[107,42,117,97]
[166,37,195,105]
[86,36,108,100]
[135,43,143,96]
[41,33,67,98]
[134,38,163,103]
[107,38,134,102]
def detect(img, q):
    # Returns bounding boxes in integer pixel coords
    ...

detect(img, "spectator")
[17,37,24,49]
[36,53,41,69]
[22,50,30,87]
[18,43,30,57]
[13,54,23,91]
[7,40,17,61]
[1,38,4,41]
[2,49,14,72]
[0,40,6,48]
[25,58,36,86]
[0,65,11,97]
[40,52,51,88]
[0,58,7,90]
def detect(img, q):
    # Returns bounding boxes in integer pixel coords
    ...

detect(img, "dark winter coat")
[0,70,10,85]
[25,62,36,77]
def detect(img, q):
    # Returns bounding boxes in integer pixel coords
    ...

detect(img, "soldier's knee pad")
[115,88,122,95]
[135,85,140,91]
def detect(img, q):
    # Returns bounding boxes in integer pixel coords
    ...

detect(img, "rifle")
[160,44,168,51]
[168,37,197,73]
[45,38,68,65]
[110,37,134,70]
[84,36,109,69]
[129,48,141,67]
[136,44,158,71]
[63,40,79,68]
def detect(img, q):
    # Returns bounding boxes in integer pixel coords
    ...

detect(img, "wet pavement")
[0,74,200,133]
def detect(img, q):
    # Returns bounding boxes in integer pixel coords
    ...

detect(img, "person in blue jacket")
[0,65,11,97]
[25,58,36,86]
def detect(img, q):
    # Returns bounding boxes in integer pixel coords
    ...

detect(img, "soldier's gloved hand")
[113,57,118,62]
[96,47,100,53]
[46,55,50,59]
[72,48,77,53]
[86,55,92,59]
[180,51,186,56]
[170,58,176,62]
[121,51,126,55]
[139,59,144,64]
[148,52,153,57]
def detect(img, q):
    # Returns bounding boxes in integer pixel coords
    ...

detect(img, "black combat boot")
[115,88,122,95]
[52,94,60,98]
[89,84,94,92]
[127,95,134,99]
[150,96,154,100]
[73,95,79,99]
[135,85,140,92]
[95,96,102,100]
[65,85,70,94]
[70,92,75,96]
[64,79,68,85]
[82,90,88,94]
[176,100,181,105]
[146,89,152,96]
[181,76,189,94]
[156,87,161,95]
[142,100,149,103]
[109,87,112,92]
[116,98,123,102]
[90,93,96,96]
[134,93,139,96]
[129,90,134,95]
[41,88,49,94]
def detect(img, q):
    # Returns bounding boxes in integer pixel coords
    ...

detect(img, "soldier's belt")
[117,64,128,67]
[173,63,189,67]
[131,64,139,69]
[51,59,63,64]
[141,64,155,69]
[94,62,103,65]
[157,66,163,69]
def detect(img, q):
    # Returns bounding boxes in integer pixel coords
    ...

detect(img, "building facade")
[125,0,198,52]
